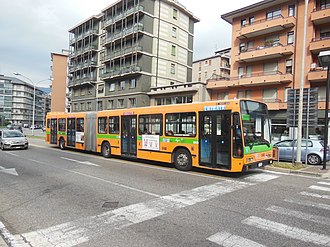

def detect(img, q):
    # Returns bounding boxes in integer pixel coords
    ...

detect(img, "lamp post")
[87,82,98,112]
[13,72,52,136]
[318,50,330,170]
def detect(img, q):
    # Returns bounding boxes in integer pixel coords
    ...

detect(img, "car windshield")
[240,100,271,147]
[3,131,24,138]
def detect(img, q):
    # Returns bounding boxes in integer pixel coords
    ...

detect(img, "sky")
[0,0,259,87]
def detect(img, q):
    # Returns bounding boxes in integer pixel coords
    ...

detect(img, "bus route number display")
[142,135,160,151]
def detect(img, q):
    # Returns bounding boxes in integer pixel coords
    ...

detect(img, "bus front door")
[67,118,76,147]
[199,111,231,170]
[121,115,137,157]
[50,119,57,145]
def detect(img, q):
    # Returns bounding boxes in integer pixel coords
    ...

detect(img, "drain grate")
[102,201,119,209]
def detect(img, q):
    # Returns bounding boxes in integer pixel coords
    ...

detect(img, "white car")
[0,130,29,150]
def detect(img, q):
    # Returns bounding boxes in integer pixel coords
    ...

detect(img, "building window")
[286,59,293,73]
[170,63,175,74]
[284,87,291,102]
[118,99,124,108]
[98,101,103,111]
[80,103,85,111]
[246,65,252,77]
[108,100,114,109]
[263,88,278,102]
[129,79,136,88]
[129,98,136,108]
[81,88,86,96]
[288,5,295,16]
[172,27,177,38]
[264,62,278,74]
[87,88,92,95]
[247,41,254,50]
[74,89,79,97]
[204,71,208,80]
[98,84,104,94]
[241,19,246,27]
[287,31,294,44]
[209,59,212,66]
[74,103,78,111]
[217,92,228,100]
[109,82,115,91]
[266,9,281,20]
[320,0,330,10]
[171,45,176,56]
[239,42,246,52]
[173,8,178,20]
[238,67,244,78]
[265,35,280,46]
[320,27,330,39]
[249,16,255,24]
[120,80,125,90]
[87,102,92,111]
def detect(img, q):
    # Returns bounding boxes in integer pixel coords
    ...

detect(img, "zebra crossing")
[207,180,330,246]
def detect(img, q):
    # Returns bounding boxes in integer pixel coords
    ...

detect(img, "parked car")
[30,125,40,130]
[23,124,29,128]
[273,139,330,165]
[0,129,28,150]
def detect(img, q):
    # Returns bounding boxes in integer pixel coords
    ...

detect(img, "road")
[0,138,330,246]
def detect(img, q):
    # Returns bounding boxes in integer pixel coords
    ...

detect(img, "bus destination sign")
[204,105,226,111]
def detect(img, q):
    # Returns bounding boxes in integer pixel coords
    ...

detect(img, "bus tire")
[174,148,192,171]
[59,137,65,150]
[101,142,111,158]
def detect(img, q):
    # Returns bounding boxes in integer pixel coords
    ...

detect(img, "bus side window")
[233,112,243,158]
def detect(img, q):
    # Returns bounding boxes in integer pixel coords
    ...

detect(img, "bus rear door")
[121,115,137,157]
[199,111,231,170]
[50,119,57,145]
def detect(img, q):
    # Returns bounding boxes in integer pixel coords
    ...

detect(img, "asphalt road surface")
[0,138,329,246]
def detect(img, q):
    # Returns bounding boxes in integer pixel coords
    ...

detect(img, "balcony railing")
[104,23,144,45]
[310,36,330,53]
[103,5,144,28]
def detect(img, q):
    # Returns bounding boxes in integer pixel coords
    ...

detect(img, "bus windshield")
[240,100,271,147]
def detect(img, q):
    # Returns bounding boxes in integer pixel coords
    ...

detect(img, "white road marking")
[285,198,330,211]
[300,191,330,200]
[207,231,265,247]
[61,157,100,167]
[0,166,18,176]
[310,185,330,192]
[242,216,330,246]
[5,152,19,157]
[16,180,252,247]
[244,173,279,183]
[267,205,330,226]
[318,181,330,186]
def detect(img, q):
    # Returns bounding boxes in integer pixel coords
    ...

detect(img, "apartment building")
[206,0,330,140]
[68,0,199,112]
[192,48,231,83]
[0,75,50,127]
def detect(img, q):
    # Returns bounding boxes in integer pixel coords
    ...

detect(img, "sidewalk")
[0,237,7,247]
[265,162,330,178]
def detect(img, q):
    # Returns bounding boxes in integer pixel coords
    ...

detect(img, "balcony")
[103,5,144,28]
[236,15,296,39]
[238,43,294,62]
[206,71,293,89]
[308,68,328,83]
[103,23,144,46]
[310,37,330,54]
[103,46,143,63]
[311,6,330,25]
[100,65,142,80]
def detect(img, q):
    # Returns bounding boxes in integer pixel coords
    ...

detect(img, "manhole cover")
[102,201,119,209]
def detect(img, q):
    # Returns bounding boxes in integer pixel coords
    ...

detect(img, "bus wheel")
[59,138,65,150]
[102,142,111,158]
[174,148,192,171]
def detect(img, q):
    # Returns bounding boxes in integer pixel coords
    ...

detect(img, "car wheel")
[101,142,111,158]
[59,138,65,150]
[307,154,321,165]
[174,148,192,171]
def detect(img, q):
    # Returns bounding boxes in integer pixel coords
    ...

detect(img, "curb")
[264,166,330,178]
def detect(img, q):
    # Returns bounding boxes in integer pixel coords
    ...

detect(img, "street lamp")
[13,72,52,136]
[318,50,330,170]
[87,82,98,112]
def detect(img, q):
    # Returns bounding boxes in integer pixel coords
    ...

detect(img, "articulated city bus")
[45,99,273,172]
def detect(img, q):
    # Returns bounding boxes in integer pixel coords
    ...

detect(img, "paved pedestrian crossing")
[207,179,330,246]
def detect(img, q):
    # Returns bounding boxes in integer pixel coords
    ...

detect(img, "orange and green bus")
[45,99,273,172]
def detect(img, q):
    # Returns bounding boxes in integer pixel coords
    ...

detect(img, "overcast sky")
[0,0,259,87]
